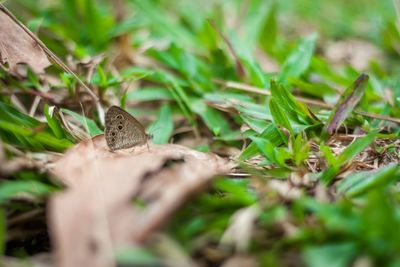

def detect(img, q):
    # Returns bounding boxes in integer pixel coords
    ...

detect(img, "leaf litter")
[49,134,233,267]
[0,5,50,74]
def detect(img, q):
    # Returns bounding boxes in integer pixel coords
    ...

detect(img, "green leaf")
[240,123,285,160]
[132,0,195,48]
[127,87,173,102]
[235,101,273,121]
[325,74,369,135]
[251,136,291,167]
[338,164,399,197]
[292,133,310,166]
[0,121,72,151]
[337,132,376,165]
[279,33,318,83]
[238,0,273,52]
[241,58,269,87]
[198,19,219,50]
[0,102,73,151]
[303,243,357,267]
[190,98,232,136]
[320,145,337,166]
[116,247,160,266]
[241,115,269,133]
[121,67,155,80]
[251,136,276,164]
[289,78,336,99]
[62,108,103,137]
[156,71,195,126]
[259,1,278,54]
[148,104,173,144]
[203,92,254,104]
[270,80,319,125]
[214,178,257,205]
[321,133,376,183]
[0,180,56,204]
[269,98,294,137]
[0,102,40,128]
[44,104,66,139]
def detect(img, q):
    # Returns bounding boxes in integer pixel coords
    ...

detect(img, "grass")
[0,0,399,266]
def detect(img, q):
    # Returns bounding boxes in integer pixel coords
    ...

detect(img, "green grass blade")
[269,97,294,137]
[44,104,66,139]
[278,33,318,83]
[337,132,376,165]
[0,180,56,204]
[190,98,232,136]
[0,102,40,128]
[127,87,173,102]
[338,164,399,197]
[148,104,173,144]
[325,74,369,135]
[62,108,103,137]
[240,123,285,160]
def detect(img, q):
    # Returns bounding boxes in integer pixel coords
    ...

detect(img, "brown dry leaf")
[49,135,232,267]
[0,5,51,74]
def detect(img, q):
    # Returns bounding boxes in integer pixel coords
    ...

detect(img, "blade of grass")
[240,123,285,160]
[148,104,173,144]
[278,33,318,83]
[191,98,232,136]
[321,132,377,183]
[61,108,102,137]
[208,19,246,78]
[0,121,72,151]
[0,101,40,128]
[269,97,294,137]
[338,164,399,197]
[0,180,56,203]
[270,80,319,125]
[336,132,376,165]
[325,74,369,135]
[44,104,66,139]
[127,87,173,102]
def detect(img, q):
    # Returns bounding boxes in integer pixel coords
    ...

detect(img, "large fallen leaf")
[49,135,232,267]
[0,5,51,74]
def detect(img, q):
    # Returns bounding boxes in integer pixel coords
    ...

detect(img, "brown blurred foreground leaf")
[0,5,50,74]
[49,135,232,267]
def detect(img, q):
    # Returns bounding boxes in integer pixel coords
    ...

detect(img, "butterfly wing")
[105,106,148,151]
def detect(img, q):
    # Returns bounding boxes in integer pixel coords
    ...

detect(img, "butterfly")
[105,106,151,151]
